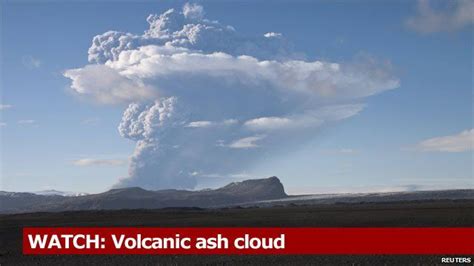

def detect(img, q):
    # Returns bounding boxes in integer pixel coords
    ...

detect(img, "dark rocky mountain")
[0,176,287,214]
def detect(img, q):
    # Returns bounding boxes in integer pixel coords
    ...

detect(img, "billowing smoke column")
[116,97,198,188]
[64,3,400,190]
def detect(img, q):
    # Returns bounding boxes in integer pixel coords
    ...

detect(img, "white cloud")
[64,65,157,104]
[103,47,398,102]
[264,32,282,38]
[406,0,474,33]
[0,122,6,127]
[186,121,214,128]
[17,120,35,125]
[228,135,266,149]
[69,48,398,104]
[186,119,238,128]
[22,56,41,68]
[415,129,473,152]
[0,104,13,110]
[244,104,364,131]
[72,158,127,166]
[244,117,295,131]
[182,2,204,20]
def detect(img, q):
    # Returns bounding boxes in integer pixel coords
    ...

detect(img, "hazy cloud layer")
[406,0,474,33]
[73,158,127,167]
[416,129,473,152]
[0,104,13,110]
[17,120,36,125]
[227,135,266,149]
[64,3,400,190]
[22,55,41,68]
[81,117,101,126]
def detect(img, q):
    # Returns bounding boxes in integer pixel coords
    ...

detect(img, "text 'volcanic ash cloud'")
[64,3,400,190]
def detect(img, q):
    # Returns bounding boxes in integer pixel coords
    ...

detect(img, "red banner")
[23,227,474,255]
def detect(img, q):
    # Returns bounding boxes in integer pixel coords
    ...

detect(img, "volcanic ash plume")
[64,3,400,190]
[116,97,197,189]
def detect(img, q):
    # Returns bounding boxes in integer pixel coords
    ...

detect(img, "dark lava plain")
[1,200,473,265]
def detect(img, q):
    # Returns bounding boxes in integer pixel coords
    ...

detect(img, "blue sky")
[1,0,472,194]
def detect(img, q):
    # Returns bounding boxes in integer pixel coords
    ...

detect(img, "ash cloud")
[64,3,400,190]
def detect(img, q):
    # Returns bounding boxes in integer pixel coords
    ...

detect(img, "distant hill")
[0,176,287,214]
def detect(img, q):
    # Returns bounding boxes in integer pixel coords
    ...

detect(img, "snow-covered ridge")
[31,190,88,197]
